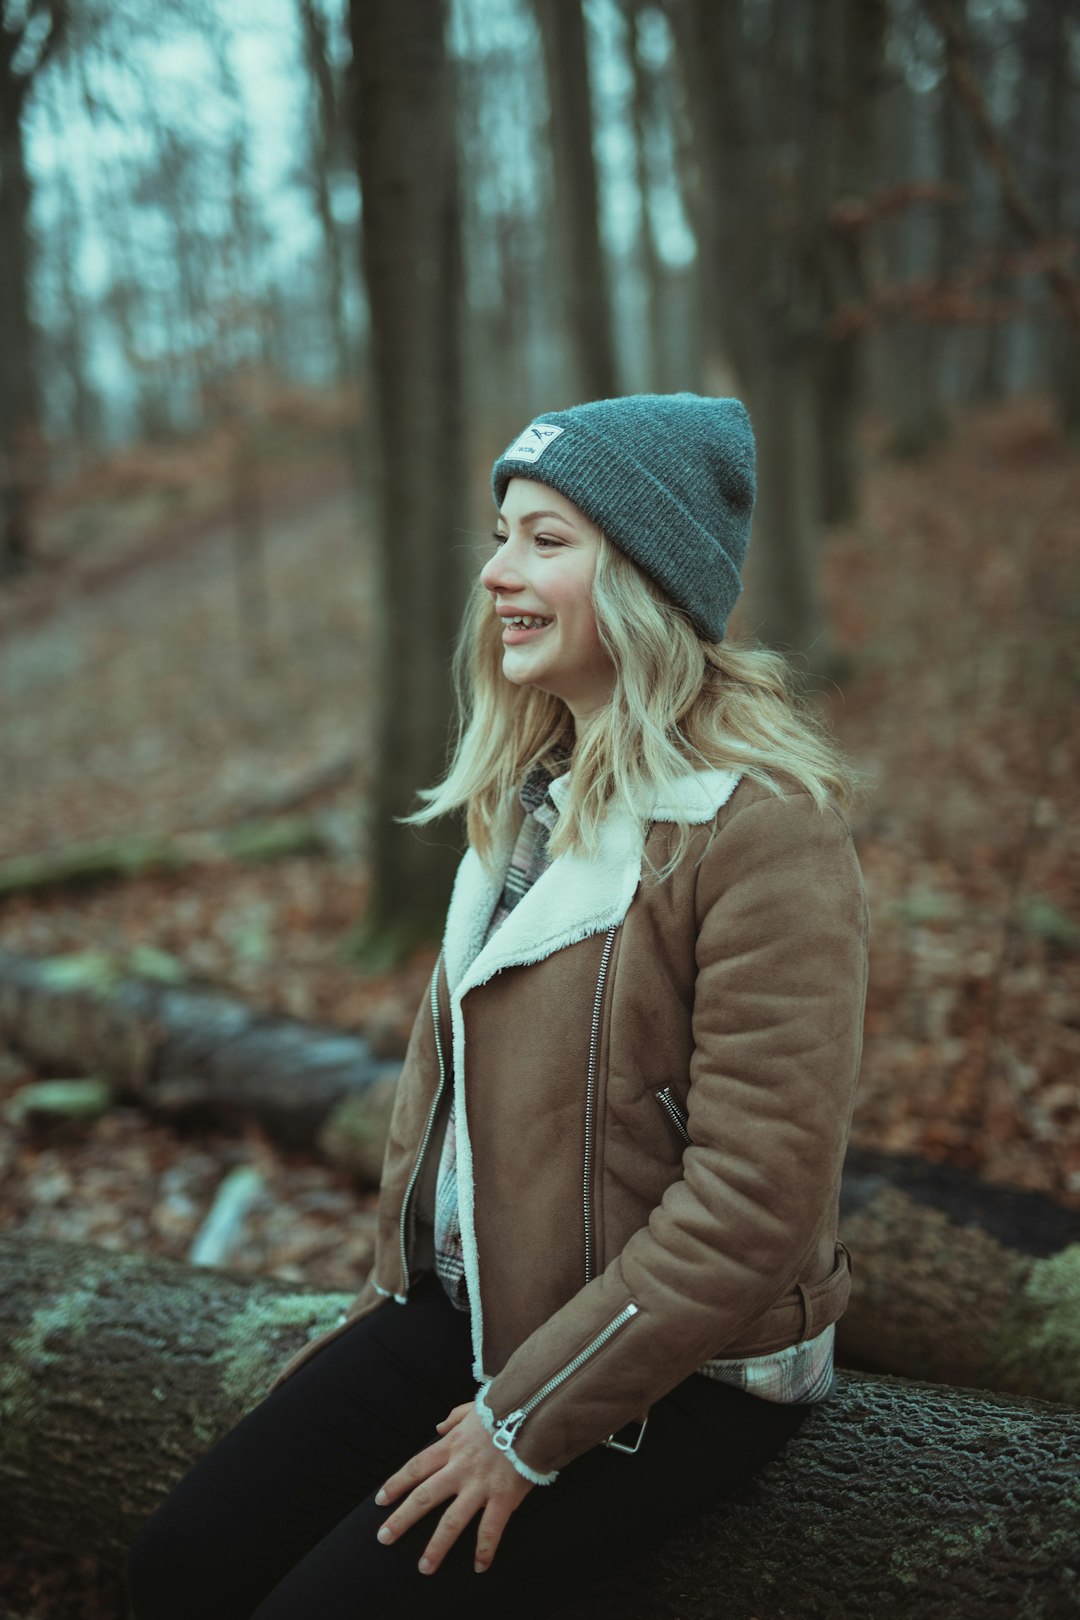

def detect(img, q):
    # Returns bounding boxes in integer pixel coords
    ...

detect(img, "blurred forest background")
[0,0,1079,1606]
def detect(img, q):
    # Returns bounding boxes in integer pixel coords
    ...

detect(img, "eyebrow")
[494,509,577,529]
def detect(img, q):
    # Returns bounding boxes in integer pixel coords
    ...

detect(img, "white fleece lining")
[474,1382,559,1486]
[444,768,743,1407]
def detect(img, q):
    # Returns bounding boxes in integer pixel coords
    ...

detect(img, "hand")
[374,1401,534,1575]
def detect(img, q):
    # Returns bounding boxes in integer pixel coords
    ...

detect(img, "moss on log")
[0,1236,1078,1619]
[0,810,342,899]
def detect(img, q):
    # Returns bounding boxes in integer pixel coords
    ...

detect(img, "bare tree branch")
[926,0,1080,329]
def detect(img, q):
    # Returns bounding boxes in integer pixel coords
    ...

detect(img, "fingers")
[435,1401,473,1434]
[417,1496,482,1575]
[374,1407,531,1577]
[472,1497,514,1574]
[375,1439,446,1507]
[376,1472,455,1550]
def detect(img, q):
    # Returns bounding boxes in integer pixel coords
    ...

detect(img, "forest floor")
[0,395,1078,1613]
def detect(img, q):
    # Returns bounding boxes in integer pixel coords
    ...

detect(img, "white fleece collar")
[548,765,743,823]
[442,766,742,999]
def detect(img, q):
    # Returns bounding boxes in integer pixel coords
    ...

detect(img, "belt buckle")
[604,1415,648,1455]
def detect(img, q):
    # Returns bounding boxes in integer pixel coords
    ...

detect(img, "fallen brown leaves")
[0,396,1076,1308]
[817,397,1079,1202]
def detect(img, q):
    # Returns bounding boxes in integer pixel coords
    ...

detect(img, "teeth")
[506,615,551,629]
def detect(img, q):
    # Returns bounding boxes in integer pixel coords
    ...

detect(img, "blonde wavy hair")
[401,532,871,883]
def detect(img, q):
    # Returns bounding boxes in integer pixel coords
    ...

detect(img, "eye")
[489,530,563,548]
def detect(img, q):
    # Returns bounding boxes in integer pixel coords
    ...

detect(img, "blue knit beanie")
[491,392,756,642]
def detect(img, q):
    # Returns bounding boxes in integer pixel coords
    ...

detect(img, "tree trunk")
[0,3,67,576]
[532,0,619,401]
[0,45,40,579]
[1,1237,1077,1619]
[810,0,885,528]
[298,0,355,393]
[347,0,468,968]
[871,79,950,453]
[48,64,99,453]
[740,342,831,671]
[1035,0,1080,435]
[667,0,841,670]
[881,318,951,457]
[622,0,666,394]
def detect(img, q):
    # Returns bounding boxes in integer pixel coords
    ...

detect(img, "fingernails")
[419,1557,432,1575]
[474,1561,487,1574]
[377,1525,392,1544]
[375,1489,387,1505]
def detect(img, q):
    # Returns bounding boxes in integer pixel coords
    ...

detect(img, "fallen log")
[0,1237,1076,1620]
[839,1145,1080,1406]
[0,946,400,1153]
[2,947,1079,1406]
[0,801,353,900]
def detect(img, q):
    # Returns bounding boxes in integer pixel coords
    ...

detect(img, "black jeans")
[127,1275,812,1620]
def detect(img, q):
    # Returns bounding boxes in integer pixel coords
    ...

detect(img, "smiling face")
[479,477,614,727]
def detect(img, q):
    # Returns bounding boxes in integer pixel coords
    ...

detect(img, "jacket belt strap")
[604,1415,649,1455]
[795,1280,814,1342]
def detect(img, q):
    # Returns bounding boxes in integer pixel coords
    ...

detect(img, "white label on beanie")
[503,422,564,463]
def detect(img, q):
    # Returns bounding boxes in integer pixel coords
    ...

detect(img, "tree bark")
[1029,0,1080,434]
[1,1236,1077,1619]
[809,0,885,528]
[0,4,68,579]
[348,0,468,966]
[0,1237,352,1567]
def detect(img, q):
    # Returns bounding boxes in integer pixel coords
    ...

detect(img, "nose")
[480,540,522,595]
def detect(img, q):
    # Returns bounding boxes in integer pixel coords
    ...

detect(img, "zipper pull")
[491,1409,528,1451]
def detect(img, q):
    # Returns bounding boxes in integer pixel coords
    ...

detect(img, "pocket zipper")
[491,1302,640,1452]
[653,1085,691,1146]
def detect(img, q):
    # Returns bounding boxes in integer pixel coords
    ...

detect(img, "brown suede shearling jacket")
[269,768,870,1485]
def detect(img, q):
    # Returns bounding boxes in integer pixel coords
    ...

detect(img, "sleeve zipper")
[491,1301,640,1452]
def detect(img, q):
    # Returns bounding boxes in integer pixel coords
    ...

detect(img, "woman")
[128,393,870,1619]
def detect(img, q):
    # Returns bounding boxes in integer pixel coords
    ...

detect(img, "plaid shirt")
[433,750,836,1405]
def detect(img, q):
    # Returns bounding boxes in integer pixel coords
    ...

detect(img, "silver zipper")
[654,1085,691,1146]
[491,1302,640,1452]
[397,955,449,1295]
[583,926,618,1283]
